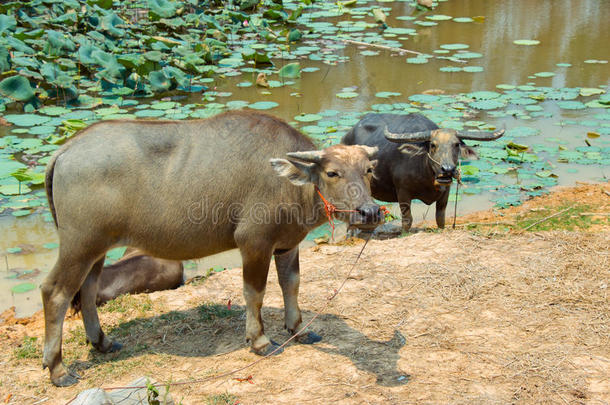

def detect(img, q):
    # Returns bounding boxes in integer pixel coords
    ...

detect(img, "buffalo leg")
[79,258,122,353]
[275,248,321,344]
[397,192,413,231]
[41,247,101,387]
[435,189,450,229]
[238,242,281,356]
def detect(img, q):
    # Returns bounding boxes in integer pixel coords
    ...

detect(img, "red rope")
[314,186,356,241]
[315,186,390,240]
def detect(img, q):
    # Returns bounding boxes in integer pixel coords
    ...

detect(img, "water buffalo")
[71,248,184,312]
[342,113,504,231]
[42,111,382,386]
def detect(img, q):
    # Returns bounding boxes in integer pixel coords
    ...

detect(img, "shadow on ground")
[73,303,409,387]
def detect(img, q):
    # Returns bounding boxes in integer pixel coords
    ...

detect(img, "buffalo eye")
[366,167,374,174]
[430,143,437,151]
[326,171,339,178]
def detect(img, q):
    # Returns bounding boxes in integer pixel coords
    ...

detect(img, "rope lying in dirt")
[65,234,372,404]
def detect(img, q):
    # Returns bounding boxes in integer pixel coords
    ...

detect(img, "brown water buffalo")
[42,111,382,386]
[342,113,504,231]
[71,248,183,312]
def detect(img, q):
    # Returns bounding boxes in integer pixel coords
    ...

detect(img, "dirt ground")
[1,183,608,405]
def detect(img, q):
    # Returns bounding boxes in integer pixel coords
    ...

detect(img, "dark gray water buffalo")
[42,111,382,386]
[342,113,504,231]
[71,248,184,312]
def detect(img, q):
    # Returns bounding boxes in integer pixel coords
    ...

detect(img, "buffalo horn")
[383,126,431,143]
[286,150,324,163]
[458,129,505,141]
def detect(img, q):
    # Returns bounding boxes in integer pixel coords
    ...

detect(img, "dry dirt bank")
[1,184,608,404]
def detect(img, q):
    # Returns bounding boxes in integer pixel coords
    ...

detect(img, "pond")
[0,0,608,317]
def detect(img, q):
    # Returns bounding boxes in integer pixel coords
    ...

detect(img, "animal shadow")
[77,304,409,387]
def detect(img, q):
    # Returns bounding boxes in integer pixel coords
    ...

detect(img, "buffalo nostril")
[441,164,455,174]
[357,204,382,222]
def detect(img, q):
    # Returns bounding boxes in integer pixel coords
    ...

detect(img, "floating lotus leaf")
[468,100,505,110]
[414,21,437,26]
[440,66,462,72]
[375,91,401,98]
[583,59,607,64]
[426,15,452,21]
[579,88,605,97]
[556,63,572,67]
[454,52,482,59]
[467,91,501,100]
[294,114,322,122]
[463,66,484,72]
[151,101,178,110]
[336,91,358,99]
[0,76,35,101]
[247,101,279,110]
[513,39,540,46]
[440,43,469,50]
[534,72,555,77]
[557,101,586,110]
[406,56,429,64]
[0,184,31,195]
[453,17,474,23]
[11,282,36,294]
[134,109,166,118]
[3,114,50,127]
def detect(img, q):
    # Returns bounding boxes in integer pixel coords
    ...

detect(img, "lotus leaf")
[513,39,540,46]
[0,76,35,101]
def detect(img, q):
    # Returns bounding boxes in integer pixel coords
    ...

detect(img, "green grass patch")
[101,294,153,314]
[14,336,41,359]
[198,303,239,322]
[206,392,238,405]
[465,203,607,233]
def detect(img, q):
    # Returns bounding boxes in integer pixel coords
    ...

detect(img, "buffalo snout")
[441,163,456,175]
[352,202,383,229]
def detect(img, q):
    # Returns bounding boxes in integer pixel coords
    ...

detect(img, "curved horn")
[286,150,324,163]
[458,129,505,141]
[384,126,431,143]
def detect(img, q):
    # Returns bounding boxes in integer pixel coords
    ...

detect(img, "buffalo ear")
[460,145,478,160]
[270,158,317,186]
[358,145,379,159]
[398,143,427,156]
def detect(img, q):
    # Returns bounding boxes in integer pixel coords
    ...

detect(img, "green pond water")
[1,0,608,316]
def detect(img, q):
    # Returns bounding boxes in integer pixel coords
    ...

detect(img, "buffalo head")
[270,145,382,230]
[384,127,504,186]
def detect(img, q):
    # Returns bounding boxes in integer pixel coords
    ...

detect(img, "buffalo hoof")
[251,340,284,356]
[108,341,123,353]
[94,340,122,353]
[52,370,80,387]
[295,331,322,344]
